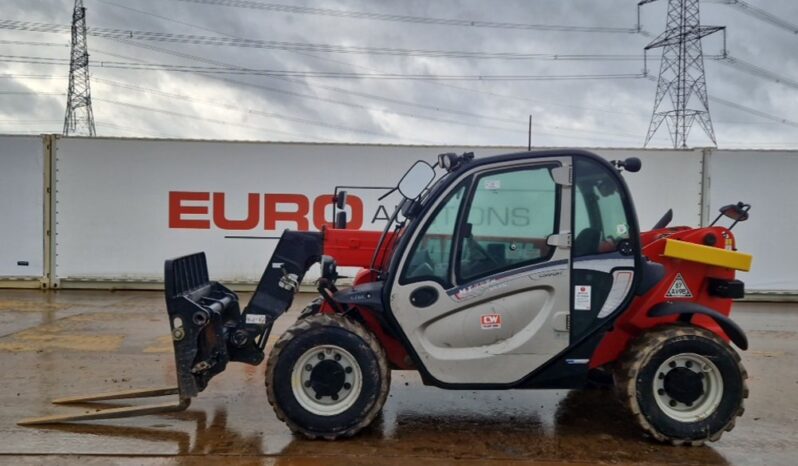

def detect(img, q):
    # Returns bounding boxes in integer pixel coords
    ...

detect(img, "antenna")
[640,0,723,148]
[63,0,96,136]
[527,114,532,151]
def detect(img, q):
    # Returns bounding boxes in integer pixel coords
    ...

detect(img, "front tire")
[615,325,748,445]
[265,313,390,439]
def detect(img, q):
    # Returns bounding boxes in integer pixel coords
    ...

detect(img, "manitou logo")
[168,191,364,231]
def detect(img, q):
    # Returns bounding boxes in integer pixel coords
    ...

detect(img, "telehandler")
[22,149,753,445]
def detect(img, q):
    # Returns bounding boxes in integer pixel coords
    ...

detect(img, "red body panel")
[323,228,395,268]
[590,225,740,368]
[321,228,411,369]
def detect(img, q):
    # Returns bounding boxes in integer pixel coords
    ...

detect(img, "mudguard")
[647,302,748,350]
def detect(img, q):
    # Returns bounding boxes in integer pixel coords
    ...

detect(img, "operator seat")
[573,228,601,257]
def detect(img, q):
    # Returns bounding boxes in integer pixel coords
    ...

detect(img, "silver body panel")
[390,157,573,384]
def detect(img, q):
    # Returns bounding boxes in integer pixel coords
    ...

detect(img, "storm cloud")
[1,0,796,148]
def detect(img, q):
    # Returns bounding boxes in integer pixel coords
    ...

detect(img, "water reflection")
[32,389,730,465]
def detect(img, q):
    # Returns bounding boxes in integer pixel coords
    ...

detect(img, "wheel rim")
[652,353,724,422]
[291,344,363,416]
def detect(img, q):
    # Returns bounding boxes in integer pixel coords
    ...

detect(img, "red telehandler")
[22,150,752,445]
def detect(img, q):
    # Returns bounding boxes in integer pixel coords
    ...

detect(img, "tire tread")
[265,313,390,440]
[614,325,748,446]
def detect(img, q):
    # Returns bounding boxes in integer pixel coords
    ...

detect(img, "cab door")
[570,156,639,340]
[388,157,572,385]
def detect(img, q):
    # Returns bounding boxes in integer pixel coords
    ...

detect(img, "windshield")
[370,160,448,272]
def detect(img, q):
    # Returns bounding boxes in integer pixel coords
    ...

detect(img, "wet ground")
[0,290,796,465]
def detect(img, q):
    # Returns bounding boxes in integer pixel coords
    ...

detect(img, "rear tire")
[265,313,390,439]
[615,325,748,446]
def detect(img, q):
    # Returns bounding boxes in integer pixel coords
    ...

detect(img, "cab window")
[402,184,466,285]
[457,166,558,282]
[573,158,632,257]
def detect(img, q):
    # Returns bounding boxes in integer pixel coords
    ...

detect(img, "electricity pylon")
[63,0,96,136]
[640,0,724,148]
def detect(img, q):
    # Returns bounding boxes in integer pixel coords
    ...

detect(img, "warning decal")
[574,285,592,310]
[480,314,502,329]
[665,273,693,298]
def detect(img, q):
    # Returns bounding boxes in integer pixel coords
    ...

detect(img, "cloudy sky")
[1,0,797,148]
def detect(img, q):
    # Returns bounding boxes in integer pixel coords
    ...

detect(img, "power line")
[0,119,64,123]
[97,47,524,127]
[0,76,669,144]
[0,19,644,61]
[716,55,798,91]
[0,91,65,96]
[88,63,645,81]
[91,41,676,143]
[709,95,798,128]
[0,54,647,81]
[94,121,184,138]
[706,0,798,35]
[94,0,672,142]
[93,97,336,142]
[0,13,665,142]
[0,39,68,47]
[0,74,66,80]
[10,26,793,140]
[89,69,517,131]
[90,42,538,134]
[98,0,654,121]
[90,74,653,143]
[172,0,639,34]
[84,44,657,143]
[90,77,411,140]
[104,36,655,121]
[0,130,58,135]
[0,54,70,65]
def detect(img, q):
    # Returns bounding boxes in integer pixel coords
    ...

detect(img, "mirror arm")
[709,212,724,227]
[378,187,397,201]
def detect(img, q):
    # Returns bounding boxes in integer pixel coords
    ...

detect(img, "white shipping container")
[0,135,44,279]
[709,150,798,291]
[52,137,702,285]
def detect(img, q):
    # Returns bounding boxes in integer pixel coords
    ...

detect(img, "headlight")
[438,152,456,171]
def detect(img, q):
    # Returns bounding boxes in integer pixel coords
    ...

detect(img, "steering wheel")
[465,236,503,269]
[407,248,436,278]
[598,235,618,254]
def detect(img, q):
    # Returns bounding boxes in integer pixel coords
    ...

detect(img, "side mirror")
[334,191,348,228]
[623,157,642,173]
[710,201,751,229]
[398,161,435,199]
[720,202,750,222]
[612,157,642,173]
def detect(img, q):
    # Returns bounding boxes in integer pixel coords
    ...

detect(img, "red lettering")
[170,191,367,232]
[264,194,309,231]
[212,193,260,230]
[312,194,364,230]
[169,191,210,229]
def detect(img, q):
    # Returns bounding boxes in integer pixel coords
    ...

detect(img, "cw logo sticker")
[480,313,502,330]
